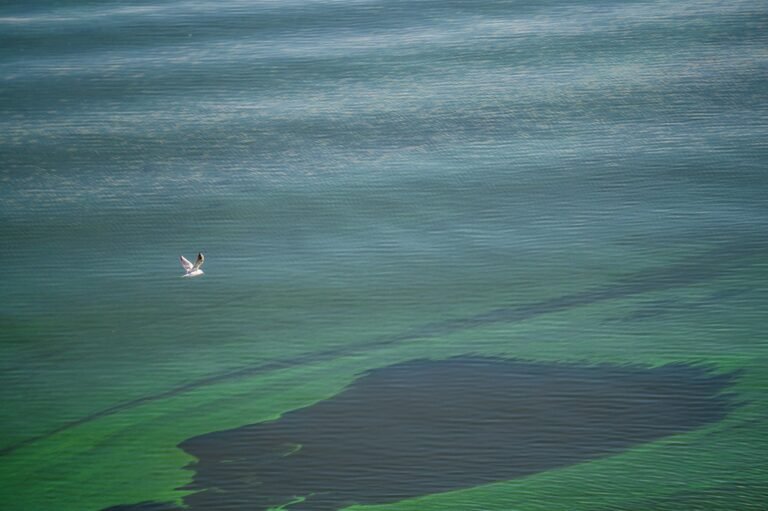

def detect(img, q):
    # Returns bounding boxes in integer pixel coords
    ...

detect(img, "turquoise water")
[1,1,767,510]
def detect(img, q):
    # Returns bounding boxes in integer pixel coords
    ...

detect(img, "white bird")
[180,252,205,277]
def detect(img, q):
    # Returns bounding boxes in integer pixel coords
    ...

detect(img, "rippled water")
[1,1,767,510]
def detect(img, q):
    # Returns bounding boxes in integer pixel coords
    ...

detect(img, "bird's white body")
[180,253,205,277]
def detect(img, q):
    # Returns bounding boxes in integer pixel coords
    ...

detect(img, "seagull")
[180,252,205,277]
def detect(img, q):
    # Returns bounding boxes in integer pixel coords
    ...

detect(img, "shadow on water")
[107,357,738,511]
[2,237,763,458]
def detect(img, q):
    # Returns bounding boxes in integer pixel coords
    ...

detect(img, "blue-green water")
[1,1,767,510]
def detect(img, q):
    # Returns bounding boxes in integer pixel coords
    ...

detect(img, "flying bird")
[180,252,205,277]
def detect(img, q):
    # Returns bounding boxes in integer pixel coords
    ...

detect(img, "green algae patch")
[0,359,370,511]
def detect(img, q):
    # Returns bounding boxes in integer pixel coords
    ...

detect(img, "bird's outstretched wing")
[180,255,194,272]
[193,252,205,270]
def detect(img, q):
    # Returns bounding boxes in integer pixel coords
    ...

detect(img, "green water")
[2,0,767,509]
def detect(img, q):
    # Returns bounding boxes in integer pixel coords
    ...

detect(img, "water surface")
[1,0,767,510]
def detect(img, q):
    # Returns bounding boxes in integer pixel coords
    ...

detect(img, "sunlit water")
[1,1,767,510]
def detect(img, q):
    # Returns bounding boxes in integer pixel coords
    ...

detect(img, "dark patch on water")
[109,357,736,511]
[607,287,754,324]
